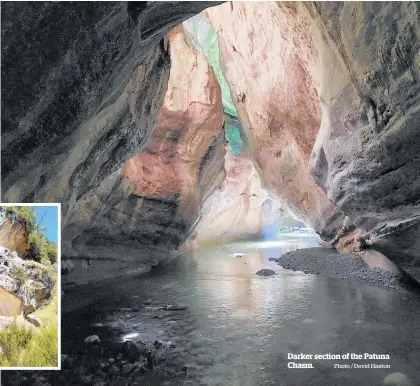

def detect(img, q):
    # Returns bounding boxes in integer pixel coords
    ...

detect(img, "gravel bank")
[276,247,419,292]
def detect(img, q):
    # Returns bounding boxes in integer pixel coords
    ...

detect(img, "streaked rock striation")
[0,2,223,286]
[205,2,420,281]
[61,24,225,286]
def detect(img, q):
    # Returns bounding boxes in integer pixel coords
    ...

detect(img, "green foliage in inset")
[0,321,33,366]
[6,206,37,234]
[27,232,49,263]
[0,321,58,367]
[21,324,58,367]
[5,206,17,215]
[46,242,58,265]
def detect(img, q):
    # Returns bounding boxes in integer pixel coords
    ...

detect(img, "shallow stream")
[8,232,420,386]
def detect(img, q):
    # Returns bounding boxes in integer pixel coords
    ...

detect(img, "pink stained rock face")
[0,219,29,256]
[194,145,299,245]
[206,1,420,283]
[123,25,225,223]
[59,24,226,287]
[206,2,332,233]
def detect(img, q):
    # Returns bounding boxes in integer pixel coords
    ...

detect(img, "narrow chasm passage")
[2,1,420,386]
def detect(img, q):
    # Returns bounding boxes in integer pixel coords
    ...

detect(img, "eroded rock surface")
[1,2,220,206]
[182,19,300,246]
[206,2,420,281]
[193,145,299,245]
[0,210,29,256]
[309,2,420,281]
[206,3,333,233]
[123,25,225,227]
[1,2,222,286]
[0,246,53,316]
[61,24,225,286]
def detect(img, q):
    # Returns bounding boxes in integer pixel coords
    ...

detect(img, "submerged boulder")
[84,335,101,344]
[256,269,275,276]
[160,305,188,311]
[121,340,144,362]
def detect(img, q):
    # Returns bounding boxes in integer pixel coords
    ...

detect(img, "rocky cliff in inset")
[0,207,56,330]
[0,246,53,318]
[0,210,29,256]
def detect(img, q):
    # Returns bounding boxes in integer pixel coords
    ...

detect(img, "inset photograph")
[0,204,60,369]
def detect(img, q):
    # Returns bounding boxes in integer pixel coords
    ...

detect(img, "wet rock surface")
[277,248,420,292]
[5,335,171,386]
[4,301,204,386]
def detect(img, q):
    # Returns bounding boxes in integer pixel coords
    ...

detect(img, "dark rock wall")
[1,1,219,205]
[1,2,222,286]
[308,2,420,280]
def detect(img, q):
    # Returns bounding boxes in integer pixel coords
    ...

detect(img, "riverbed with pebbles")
[276,247,420,293]
[3,234,420,386]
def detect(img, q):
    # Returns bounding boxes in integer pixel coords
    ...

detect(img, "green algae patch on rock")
[184,14,237,117]
[225,122,244,155]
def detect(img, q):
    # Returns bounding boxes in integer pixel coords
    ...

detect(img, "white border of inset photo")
[0,203,61,370]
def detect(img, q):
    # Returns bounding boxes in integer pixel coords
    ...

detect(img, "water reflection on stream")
[61,231,420,386]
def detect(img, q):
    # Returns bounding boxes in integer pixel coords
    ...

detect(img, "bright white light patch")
[229,253,245,258]
[122,332,139,341]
